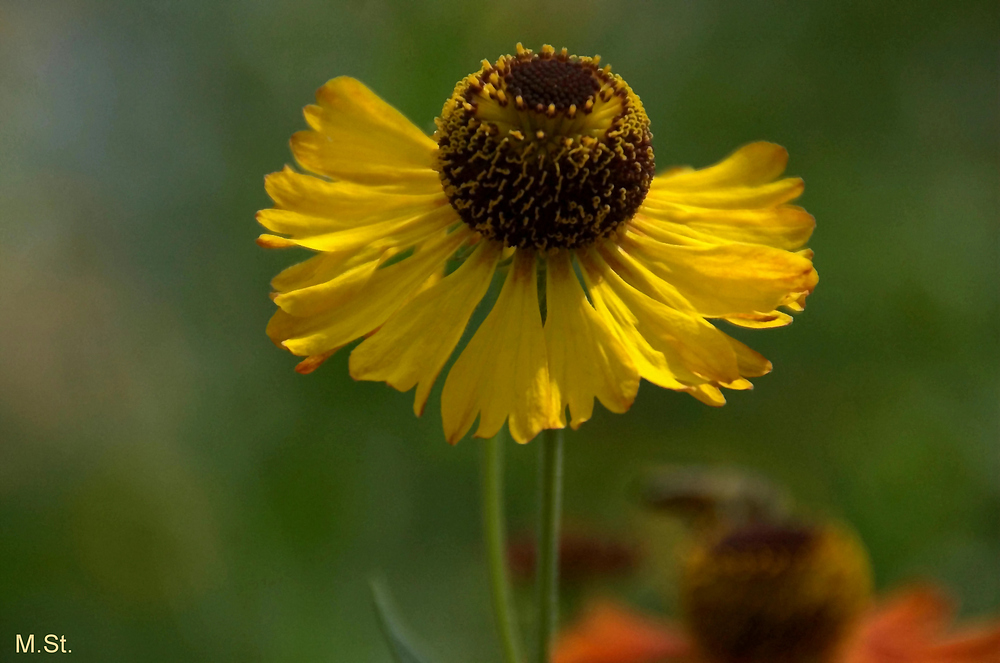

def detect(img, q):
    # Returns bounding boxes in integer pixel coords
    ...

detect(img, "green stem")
[535,428,564,663]
[481,428,523,663]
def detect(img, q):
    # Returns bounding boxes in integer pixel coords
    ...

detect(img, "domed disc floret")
[434,44,655,251]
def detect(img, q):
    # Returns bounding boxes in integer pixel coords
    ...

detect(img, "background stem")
[481,429,523,663]
[535,428,564,663]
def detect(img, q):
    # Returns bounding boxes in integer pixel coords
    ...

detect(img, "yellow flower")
[258,44,818,444]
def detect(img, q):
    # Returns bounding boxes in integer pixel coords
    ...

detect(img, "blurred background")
[1,0,996,660]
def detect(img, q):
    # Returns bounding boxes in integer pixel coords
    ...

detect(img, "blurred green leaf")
[371,579,436,663]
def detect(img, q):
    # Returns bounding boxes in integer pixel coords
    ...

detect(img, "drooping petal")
[441,249,559,444]
[644,177,804,210]
[581,265,697,391]
[272,256,382,317]
[270,251,362,294]
[723,310,794,329]
[686,383,727,406]
[782,289,810,312]
[349,241,501,416]
[290,77,439,186]
[635,143,814,260]
[594,242,760,395]
[545,251,639,428]
[293,351,337,375]
[651,142,791,190]
[256,193,445,239]
[265,165,446,220]
[270,228,472,356]
[726,336,773,377]
[586,251,741,384]
[642,142,808,259]
[579,251,739,388]
[595,242,699,315]
[634,205,815,251]
[620,231,818,318]
[257,203,457,255]
[255,235,297,249]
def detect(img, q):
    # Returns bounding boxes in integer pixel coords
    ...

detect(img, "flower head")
[556,588,1000,663]
[554,520,1000,663]
[681,522,873,663]
[258,44,818,443]
[436,45,654,250]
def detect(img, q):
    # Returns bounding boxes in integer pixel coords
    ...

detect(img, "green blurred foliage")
[0,0,996,661]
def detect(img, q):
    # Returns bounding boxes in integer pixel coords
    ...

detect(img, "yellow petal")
[291,129,439,186]
[441,249,559,444]
[781,289,810,312]
[291,77,437,185]
[686,384,726,407]
[596,242,698,314]
[265,307,313,348]
[579,252,740,387]
[633,205,815,251]
[644,177,804,210]
[294,350,337,375]
[597,243,698,317]
[725,337,772,377]
[582,266,696,391]
[349,241,501,416]
[660,165,695,177]
[258,204,457,254]
[621,232,818,318]
[545,251,639,429]
[720,378,754,391]
[723,310,794,328]
[271,251,363,293]
[255,234,297,249]
[273,256,381,317]
[652,142,790,190]
[272,228,471,356]
[265,165,446,219]
[310,77,436,152]
[255,194,448,239]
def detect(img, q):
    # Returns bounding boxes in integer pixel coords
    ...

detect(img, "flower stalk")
[536,427,565,663]
[481,428,523,663]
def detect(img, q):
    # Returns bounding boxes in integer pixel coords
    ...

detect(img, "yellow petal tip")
[256,234,296,249]
[295,351,335,375]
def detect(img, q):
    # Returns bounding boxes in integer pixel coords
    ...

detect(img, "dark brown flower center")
[713,523,816,556]
[504,57,601,112]
[681,523,872,663]
[433,45,654,251]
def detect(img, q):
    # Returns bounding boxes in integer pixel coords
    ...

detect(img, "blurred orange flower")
[555,588,1000,663]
